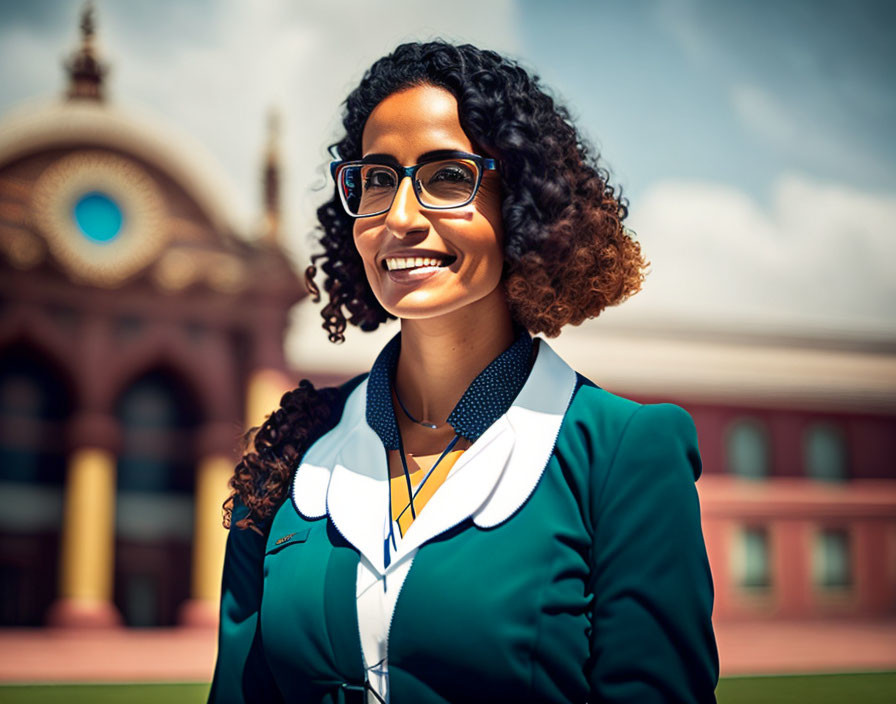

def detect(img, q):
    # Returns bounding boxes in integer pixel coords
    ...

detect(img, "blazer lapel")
[292,380,370,520]
[473,339,577,528]
[327,423,390,575]
[293,378,393,574]
[290,339,578,573]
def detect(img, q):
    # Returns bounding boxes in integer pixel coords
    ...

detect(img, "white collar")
[291,339,577,575]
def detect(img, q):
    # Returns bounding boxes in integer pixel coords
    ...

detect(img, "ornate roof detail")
[66,2,107,101]
[260,108,281,244]
[0,5,304,303]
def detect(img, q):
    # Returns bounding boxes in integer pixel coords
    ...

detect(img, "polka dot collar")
[366,329,534,450]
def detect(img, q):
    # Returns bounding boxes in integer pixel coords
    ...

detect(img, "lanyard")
[384,431,460,569]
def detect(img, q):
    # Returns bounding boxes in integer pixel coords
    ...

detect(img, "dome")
[0,97,244,236]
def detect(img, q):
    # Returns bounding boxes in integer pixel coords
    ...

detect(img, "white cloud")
[730,82,892,184]
[619,173,896,334]
[0,24,68,104]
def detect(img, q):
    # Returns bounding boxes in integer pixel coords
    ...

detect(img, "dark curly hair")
[226,41,646,530]
[307,40,645,342]
[224,381,343,531]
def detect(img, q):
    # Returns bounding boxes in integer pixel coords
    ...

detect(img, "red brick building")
[0,6,301,629]
[554,321,896,623]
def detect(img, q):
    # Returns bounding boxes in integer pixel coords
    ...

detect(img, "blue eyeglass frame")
[329,150,498,218]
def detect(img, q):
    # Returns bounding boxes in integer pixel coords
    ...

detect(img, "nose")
[383,175,426,238]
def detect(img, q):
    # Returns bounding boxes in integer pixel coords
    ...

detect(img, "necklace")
[393,384,439,429]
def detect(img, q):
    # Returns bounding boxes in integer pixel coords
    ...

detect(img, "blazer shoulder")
[563,373,642,432]
[559,374,700,479]
[567,373,696,436]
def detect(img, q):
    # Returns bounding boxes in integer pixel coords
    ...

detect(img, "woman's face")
[353,84,505,322]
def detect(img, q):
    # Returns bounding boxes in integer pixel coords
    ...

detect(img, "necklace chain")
[393,384,440,429]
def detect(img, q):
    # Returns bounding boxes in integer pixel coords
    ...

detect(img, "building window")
[813,529,851,589]
[726,418,770,479]
[73,191,124,243]
[0,351,70,485]
[114,369,198,627]
[804,423,848,482]
[734,526,771,590]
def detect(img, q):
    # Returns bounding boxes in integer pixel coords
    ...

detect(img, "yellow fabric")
[391,449,465,536]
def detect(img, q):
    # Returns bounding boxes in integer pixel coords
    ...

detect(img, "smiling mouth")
[382,255,456,272]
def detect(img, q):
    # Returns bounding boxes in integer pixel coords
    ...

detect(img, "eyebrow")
[360,149,475,165]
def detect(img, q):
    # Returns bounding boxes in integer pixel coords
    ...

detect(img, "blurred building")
[543,321,896,623]
[0,5,302,628]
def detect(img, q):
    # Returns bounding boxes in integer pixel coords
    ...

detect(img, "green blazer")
[209,341,718,703]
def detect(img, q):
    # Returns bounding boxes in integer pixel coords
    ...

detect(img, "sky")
[1,0,894,341]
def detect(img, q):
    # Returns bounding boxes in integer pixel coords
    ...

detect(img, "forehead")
[361,84,474,159]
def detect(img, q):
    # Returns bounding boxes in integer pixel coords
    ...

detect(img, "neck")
[394,287,516,433]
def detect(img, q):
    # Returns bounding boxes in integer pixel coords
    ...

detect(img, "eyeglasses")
[330,150,498,218]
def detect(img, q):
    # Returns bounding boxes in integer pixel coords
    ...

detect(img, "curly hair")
[306,40,645,341]
[228,41,647,530]
[223,381,343,531]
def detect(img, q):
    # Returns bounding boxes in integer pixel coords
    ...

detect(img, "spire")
[260,108,281,244]
[65,1,107,101]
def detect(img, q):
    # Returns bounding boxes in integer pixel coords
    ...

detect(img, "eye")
[426,162,474,185]
[363,167,397,190]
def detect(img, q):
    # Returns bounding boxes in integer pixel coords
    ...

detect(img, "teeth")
[385,256,448,271]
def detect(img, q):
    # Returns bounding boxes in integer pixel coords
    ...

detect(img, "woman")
[210,41,718,704]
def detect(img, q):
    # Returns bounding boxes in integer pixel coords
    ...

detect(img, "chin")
[378,286,506,325]
[380,297,469,321]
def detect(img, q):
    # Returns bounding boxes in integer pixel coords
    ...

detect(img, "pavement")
[0,619,894,683]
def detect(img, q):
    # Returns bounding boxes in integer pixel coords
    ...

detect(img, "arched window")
[0,346,71,626]
[813,528,851,589]
[726,418,770,479]
[804,423,848,482]
[115,369,199,627]
[0,349,70,485]
[733,525,771,590]
[118,376,191,493]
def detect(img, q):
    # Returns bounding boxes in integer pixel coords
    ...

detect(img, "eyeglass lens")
[339,159,480,216]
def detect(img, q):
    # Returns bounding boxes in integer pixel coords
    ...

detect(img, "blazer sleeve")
[589,403,719,703]
[208,499,285,704]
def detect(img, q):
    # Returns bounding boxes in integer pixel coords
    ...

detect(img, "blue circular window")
[73,191,123,243]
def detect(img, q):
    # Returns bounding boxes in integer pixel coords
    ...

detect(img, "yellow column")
[48,446,121,627]
[245,367,292,429]
[191,455,233,604]
[180,422,237,627]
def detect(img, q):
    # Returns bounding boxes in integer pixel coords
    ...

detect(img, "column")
[245,367,293,429]
[245,307,293,429]
[773,519,811,618]
[179,422,237,627]
[47,413,121,627]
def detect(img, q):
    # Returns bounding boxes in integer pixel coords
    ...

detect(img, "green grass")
[716,671,896,703]
[0,673,894,703]
[0,683,209,703]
